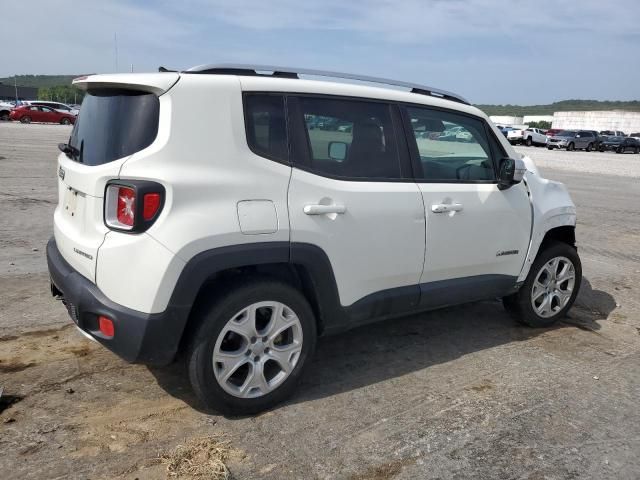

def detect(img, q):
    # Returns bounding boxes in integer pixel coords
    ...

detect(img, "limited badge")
[58,165,66,181]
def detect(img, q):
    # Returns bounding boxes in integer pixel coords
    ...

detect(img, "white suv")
[47,65,582,414]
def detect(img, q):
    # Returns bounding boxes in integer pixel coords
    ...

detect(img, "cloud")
[1,0,639,103]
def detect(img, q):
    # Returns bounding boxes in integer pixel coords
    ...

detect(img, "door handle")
[431,203,463,213]
[303,204,346,215]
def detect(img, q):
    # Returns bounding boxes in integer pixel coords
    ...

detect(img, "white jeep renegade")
[47,64,581,415]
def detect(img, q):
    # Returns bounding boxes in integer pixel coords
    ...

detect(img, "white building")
[552,111,640,133]
[523,115,554,124]
[489,115,523,126]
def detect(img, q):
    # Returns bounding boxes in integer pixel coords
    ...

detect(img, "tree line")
[37,85,85,104]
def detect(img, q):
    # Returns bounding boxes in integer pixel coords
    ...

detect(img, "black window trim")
[242,90,508,184]
[287,92,414,183]
[399,103,501,184]
[242,92,291,165]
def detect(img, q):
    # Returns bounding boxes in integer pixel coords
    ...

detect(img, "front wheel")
[20,116,31,124]
[567,142,575,151]
[525,137,533,146]
[586,143,593,152]
[60,117,71,125]
[503,241,582,327]
[187,278,317,415]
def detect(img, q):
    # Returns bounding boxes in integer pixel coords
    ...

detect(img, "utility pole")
[14,76,18,103]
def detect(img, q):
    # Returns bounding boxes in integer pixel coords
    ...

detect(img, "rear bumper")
[46,237,186,365]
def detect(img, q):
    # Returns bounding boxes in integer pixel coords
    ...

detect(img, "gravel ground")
[1,123,639,479]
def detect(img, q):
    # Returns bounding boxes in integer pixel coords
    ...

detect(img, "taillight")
[104,181,165,232]
[116,186,136,227]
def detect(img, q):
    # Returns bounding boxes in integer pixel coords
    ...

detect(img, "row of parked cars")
[497,126,640,154]
[0,100,79,124]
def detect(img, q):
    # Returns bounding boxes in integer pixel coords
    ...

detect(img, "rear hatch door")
[54,74,175,281]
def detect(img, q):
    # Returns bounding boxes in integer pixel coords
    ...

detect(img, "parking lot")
[1,122,639,479]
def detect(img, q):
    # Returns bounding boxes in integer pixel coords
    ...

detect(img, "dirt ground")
[1,122,639,479]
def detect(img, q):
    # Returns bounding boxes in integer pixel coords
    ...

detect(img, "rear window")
[68,89,159,165]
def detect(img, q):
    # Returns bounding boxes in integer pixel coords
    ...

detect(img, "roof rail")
[184,63,469,105]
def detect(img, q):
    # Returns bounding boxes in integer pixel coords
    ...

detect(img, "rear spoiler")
[72,73,180,95]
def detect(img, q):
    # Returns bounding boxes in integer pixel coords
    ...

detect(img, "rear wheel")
[187,278,317,415]
[20,116,31,124]
[567,142,575,151]
[503,241,581,327]
[586,143,593,152]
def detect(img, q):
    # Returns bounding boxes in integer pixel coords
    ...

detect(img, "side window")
[244,94,288,163]
[298,97,401,179]
[406,106,496,181]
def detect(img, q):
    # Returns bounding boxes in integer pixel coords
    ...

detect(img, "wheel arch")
[172,242,343,360]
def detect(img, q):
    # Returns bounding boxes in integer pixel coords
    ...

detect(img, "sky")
[3,0,640,104]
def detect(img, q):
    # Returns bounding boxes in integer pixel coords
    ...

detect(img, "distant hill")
[476,100,640,116]
[2,76,639,115]
[0,75,88,88]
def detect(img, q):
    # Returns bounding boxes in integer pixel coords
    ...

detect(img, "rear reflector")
[143,193,161,221]
[98,315,115,337]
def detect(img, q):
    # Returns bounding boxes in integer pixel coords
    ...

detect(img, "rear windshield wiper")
[58,143,81,162]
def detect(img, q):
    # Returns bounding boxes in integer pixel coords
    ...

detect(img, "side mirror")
[497,158,526,190]
[328,141,348,161]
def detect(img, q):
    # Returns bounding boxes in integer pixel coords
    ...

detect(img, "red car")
[9,105,75,125]
[545,128,563,138]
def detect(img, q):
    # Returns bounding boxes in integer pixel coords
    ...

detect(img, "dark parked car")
[587,130,602,150]
[599,136,639,153]
[9,105,76,125]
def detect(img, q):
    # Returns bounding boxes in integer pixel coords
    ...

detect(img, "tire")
[567,142,575,151]
[635,147,639,154]
[60,117,71,125]
[547,146,553,150]
[187,278,317,415]
[616,147,622,154]
[20,116,31,124]
[586,143,593,152]
[525,137,533,147]
[0,111,9,121]
[503,241,582,327]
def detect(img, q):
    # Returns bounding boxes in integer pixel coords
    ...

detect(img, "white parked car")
[507,127,548,146]
[47,65,582,414]
[23,100,79,116]
[0,101,13,121]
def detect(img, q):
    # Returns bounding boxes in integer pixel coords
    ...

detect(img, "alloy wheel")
[212,301,303,399]
[531,256,576,318]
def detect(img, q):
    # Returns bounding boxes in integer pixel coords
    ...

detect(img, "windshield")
[607,136,623,143]
[557,130,576,137]
[68,88,159,165]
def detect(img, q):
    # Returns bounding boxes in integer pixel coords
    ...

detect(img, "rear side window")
[68,89,159,166]
[298,97,400,179]
[244,94,288,163]
[406,106,496,182]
